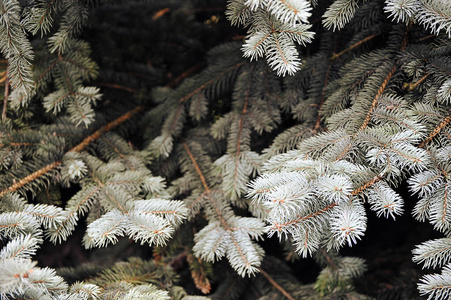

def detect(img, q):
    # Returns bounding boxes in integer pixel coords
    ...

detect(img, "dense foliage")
[1,0,451,299]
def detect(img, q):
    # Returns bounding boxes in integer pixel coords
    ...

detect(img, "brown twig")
[330,34,379,61]
[258,267,296,300]
[96,83,139,94]
[403,73,430,91]
[152,7,171,20]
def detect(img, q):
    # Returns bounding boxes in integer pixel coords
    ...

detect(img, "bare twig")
[258,267,296,300]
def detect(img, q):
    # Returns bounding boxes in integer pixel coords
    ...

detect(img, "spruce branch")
[0,0,34,93]
[359,64,397,131]
[322,0,359,31]
[258,267,296,300]
[187,253,212,294]
[70,105,144,153]
[2,68,8,120]
[313,64,331,133]
[330,34,379,61]
[404,72,430,91]
[183,143,210,193]
[266,0,312,24]
[418,264,451,300]
[1,0,451,297]
[268,202,338,233]
[228,2,314,75]
[167,62,205,88]
[178,62,245,104]
[183,143,264,276]
[0,105,144,198]
[413,238,451,269]
[96,83,139,94]
[417,0,451,37]
[0,160,63,199]
[418,112,451,148]
[351,175,383,196]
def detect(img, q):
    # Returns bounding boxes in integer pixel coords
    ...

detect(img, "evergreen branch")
[0,161,62,198]
[258,267,296,300]
[182,169,225,232]
[187,191,208,212]
[167,63,205,88]
[0,0,34,93]
[314,64,331,132]
[60,55,98,80]
[413,238,451,269]
[267,33,301,76]
[318,248,339,271]
[70,106,144,153]
[359,64,397,131]
[179,62,245,103]
[100,136,128,161]
[0,142,34,147]
[182,143,210,192]
[322,0,358,31]
[2,68,8,120]
[417,0,451,37]
[187,252,212,294]
[24,0,60,36]
[422,148,449,180]
[351,175,383,196]
[270,203,337,232]
[38,0,56,30]
[237,79,250,155]
[330,34,379,61]
[103,188,129,215]
[36,57,59,86]
[96,83,138,94]
[418,112,451,148]
[0,106,144,198]
[404,73,430,91]
[184,143,263,275]
[167,105,184,138]
[50,186,100,242]
[418,264,451,299]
